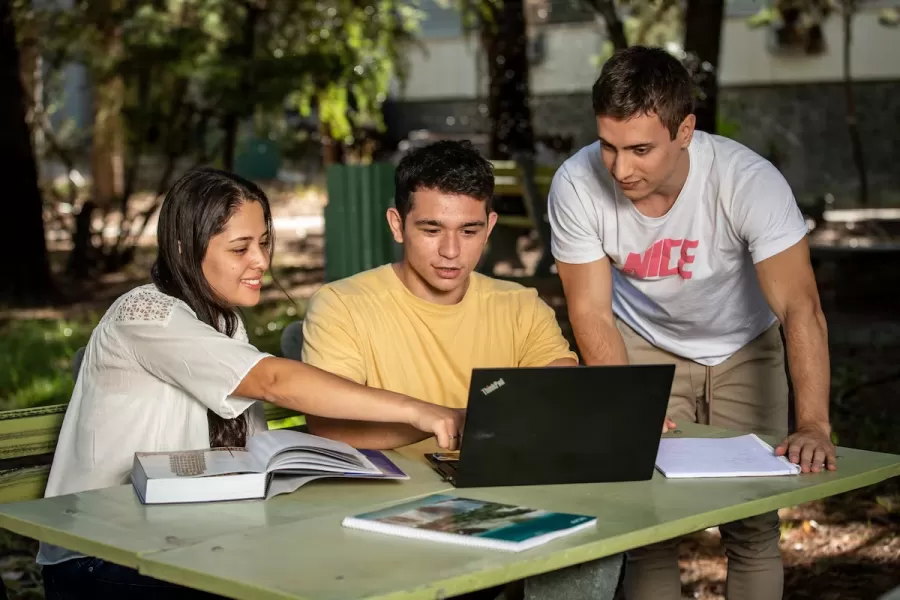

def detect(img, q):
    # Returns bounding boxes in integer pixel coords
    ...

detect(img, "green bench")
[483,158,559,276]
[490,159,556,230]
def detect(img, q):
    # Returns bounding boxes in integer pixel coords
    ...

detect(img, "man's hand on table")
[775,423,838,473]
[662,416,677,434]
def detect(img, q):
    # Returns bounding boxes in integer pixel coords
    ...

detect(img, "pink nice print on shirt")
[621,238,699,280]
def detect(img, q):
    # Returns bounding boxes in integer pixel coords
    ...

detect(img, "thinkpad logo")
[480,378,505,395]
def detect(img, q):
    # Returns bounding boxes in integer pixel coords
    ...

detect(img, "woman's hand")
[405,402,466,450]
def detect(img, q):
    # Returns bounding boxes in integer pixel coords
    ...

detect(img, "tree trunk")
[90,77,125,205]
[66,201,99,279]
[320,122,345,167]
[221,3,261,171]
[480,0,535,159]
[683,0,725,133]
[89,0,125,206]
[582,0,628,50]
[842,1,868,205]
[0,0,57,306]
[476,0,540,276]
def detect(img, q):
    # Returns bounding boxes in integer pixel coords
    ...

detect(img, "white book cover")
[655,434,801,478]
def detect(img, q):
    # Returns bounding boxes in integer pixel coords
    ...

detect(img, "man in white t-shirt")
[548,46,835,600]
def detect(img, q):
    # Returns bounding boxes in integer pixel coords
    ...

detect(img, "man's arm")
[755,237,836,473]
[305,417,431,450]
[556,257,676,432]
[548,357,578,367]
[555,256,628,366]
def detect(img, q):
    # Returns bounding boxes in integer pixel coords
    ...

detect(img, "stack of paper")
[655,434,801,478]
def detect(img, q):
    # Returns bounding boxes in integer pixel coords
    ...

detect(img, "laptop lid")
[449,364,675,488]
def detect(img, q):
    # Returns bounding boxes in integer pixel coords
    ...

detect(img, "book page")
[655,434,801,478]
[137,447,258,479]
[265,474,324,499]
[247,429,376,473]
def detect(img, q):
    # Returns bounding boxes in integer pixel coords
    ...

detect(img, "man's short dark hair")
[591,46,695,139]
[394,140,494,221]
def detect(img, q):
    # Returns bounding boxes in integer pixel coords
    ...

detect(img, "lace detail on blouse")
[114,286,176,323]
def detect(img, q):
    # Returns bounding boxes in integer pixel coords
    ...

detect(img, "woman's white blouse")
[37,284,270,565]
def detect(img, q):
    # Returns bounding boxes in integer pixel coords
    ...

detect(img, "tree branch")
[582,0,628,50]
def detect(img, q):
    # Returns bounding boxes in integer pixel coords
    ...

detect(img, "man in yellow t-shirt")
[301,140,578,459]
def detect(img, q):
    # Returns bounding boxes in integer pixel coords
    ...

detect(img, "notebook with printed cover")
[341,493,597,552]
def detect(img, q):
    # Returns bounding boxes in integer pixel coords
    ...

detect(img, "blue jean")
[42,556,225,599]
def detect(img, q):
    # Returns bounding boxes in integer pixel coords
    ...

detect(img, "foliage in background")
[11,0,428,278]
[584,0,684,66]
[579,0,724,134]
[17,0,426,154]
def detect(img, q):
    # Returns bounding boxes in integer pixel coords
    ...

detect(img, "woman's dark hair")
[150,167,274,449]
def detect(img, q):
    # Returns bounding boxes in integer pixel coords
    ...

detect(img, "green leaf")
[878,7,900,26]
[747,7,779,27]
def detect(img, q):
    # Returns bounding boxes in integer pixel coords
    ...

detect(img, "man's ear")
[486,210,498,238]
[386,207,404,244]
[678,114,696,149]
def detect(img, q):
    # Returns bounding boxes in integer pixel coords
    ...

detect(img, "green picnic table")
[1,423,898,600]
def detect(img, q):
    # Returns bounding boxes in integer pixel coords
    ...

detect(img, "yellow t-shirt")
[300,264,578,457]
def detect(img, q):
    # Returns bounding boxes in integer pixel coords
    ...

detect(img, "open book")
[655,433,802,478]
[131,429,407,504]
[342,494,597,552]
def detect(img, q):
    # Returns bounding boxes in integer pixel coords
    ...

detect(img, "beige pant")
[617,319,789,600]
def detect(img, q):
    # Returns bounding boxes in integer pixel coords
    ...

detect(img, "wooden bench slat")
[0,405,66,461]
[0,405,305,460]
[495,215,539,229]
[0,466,50,504]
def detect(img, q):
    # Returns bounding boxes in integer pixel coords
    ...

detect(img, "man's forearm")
[569,310,629,365]
[306,417,430,450]
[783,303,831,432]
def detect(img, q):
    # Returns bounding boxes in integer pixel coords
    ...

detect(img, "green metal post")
[324,163,400,282]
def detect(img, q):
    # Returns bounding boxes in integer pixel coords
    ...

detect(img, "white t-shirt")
[548,131,809,366]
[37,284,270,565]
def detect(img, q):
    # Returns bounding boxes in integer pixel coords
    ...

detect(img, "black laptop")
[425,364,675,488]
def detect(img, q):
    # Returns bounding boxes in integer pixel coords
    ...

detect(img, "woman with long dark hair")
[37,167,463,599]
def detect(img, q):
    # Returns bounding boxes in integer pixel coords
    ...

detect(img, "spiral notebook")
[655,433,802,478]
[341,494,597,552]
